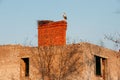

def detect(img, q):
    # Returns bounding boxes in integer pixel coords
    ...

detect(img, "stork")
[63,12,67,20]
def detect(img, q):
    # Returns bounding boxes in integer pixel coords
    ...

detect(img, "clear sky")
[0,0,120,49]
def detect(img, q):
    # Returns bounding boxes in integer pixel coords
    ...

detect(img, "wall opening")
[21,58,29,77]
[95,56,101,75]
[95,56,107,79]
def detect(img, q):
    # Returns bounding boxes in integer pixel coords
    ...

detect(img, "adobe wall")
[79,42,120,80]
[0,45,21,80]
[30,44,85,80]
[0,43,119,80]
[30,43,120,80]
[0,45,36,80]
[0,44,85,80]
[117,53,120,80]
[38,20,67,46]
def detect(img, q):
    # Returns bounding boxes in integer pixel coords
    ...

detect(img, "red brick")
[38,20,67,46]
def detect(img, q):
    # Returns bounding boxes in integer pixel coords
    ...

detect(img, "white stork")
[63,12,67,20]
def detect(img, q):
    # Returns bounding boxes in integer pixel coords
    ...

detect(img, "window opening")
[95,55,107,79]
[21,58,29,77]
[95,56,101,75]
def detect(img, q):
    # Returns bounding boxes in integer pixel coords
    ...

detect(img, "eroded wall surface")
[0,43,119,80]
[0,45,21,80]
[79,42,119,80]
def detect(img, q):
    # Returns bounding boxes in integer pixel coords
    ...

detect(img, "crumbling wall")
[29,45,85,80]
[30,43,120,80]
[0,45,21,80]
[0,45,33,80]
[80,42,119,80]
[117,53,120,80]
[0,43,119,80]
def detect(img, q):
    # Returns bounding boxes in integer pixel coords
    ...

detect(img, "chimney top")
[38,20,53,26]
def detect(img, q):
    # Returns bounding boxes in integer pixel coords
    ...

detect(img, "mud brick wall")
[0,43,120,80]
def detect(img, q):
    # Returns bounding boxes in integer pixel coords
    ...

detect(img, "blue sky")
[0,0,120,49]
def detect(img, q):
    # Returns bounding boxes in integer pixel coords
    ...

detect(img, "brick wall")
[38,20,67,46]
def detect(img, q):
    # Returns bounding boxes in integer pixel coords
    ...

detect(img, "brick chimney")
[38,20,67,46]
